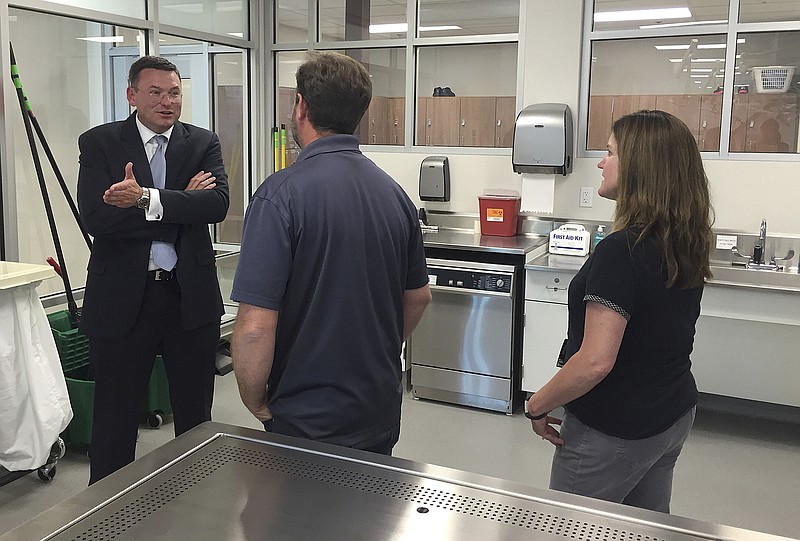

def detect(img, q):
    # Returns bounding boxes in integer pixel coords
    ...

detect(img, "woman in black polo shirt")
[525,109,713,513]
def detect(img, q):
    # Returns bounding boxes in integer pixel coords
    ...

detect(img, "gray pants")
[549,406,696,513]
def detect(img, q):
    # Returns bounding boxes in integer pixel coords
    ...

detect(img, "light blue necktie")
[150,135,178,271]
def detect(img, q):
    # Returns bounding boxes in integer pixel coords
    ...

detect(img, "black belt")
[149,269,176,281]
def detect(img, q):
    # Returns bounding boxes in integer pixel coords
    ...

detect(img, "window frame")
[578,0,800,162]
[269,0,522,156]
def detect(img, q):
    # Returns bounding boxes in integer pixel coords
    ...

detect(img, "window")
[8,8,143,296]
[276,0,309,44]
[159,0,249,40]
[417,0,518,36]
[38,0,145,18]
[584,1,800,157]
[318,0,407,41]
[416,43,517,147]
[271,0,519,157]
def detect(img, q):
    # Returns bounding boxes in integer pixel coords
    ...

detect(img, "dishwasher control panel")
[428,267,513,293]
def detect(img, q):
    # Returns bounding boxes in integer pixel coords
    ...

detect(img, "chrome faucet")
[753,218,767,265]
[731,218,794,271]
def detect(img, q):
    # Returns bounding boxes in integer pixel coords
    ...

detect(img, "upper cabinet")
[417,96,516,148]
[586,93,799,154]
[730,94,800,153]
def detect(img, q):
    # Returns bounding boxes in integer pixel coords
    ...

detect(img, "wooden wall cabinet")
[358,96,405,146]
[495,97,516,148]
[459,97,496,147]
[587,92,799,154]
[417,96,516,147]
[730,93,800,153]
[389,97,404,146]
[699,94,722,152]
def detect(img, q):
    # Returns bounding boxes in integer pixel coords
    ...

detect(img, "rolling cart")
[0,263,71,485]
[48,310,173,446]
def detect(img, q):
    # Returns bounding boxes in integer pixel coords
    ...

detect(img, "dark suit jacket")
[77,113,229,340]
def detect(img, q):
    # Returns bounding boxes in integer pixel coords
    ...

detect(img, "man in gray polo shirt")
[231,51,431,454]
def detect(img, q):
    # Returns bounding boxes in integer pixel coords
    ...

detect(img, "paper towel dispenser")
[512,103,573,176]
[419,156,450,202]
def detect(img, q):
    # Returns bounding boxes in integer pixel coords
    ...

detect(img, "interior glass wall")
[585,1,800,156]
[416,43,517,147]
[35,0,145,18]
[417,0,518,37]
[158,0,249,40]
[318,0,407,41]
[8,8,143,296]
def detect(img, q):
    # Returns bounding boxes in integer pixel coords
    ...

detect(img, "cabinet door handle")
[497,120,502,126]
[461,119,466,126]
[372,134,376,143]
[545,286,564,292]
[749,121,754,128]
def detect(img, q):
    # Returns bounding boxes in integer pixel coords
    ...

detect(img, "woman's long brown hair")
[611,110,714,289]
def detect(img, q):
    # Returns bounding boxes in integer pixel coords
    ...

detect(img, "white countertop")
[0,262,56,290]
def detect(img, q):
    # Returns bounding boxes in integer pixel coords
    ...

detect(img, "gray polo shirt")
[232,134,428,448]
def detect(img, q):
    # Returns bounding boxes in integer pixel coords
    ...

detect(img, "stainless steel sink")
[709,262,800,292]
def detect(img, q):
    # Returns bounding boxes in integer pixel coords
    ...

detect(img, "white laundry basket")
[753,66,795,94]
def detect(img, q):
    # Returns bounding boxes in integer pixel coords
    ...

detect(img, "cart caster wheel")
[51,438,66,461]
[146,413,163,429]
[37,464,56,483]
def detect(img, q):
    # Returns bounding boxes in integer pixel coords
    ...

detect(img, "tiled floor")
[2,372,799,539]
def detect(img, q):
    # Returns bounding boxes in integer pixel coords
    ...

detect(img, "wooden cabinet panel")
[388,97,404,146]
[656,94,701,141]
[416,97,427,145]
[367,96,390,145]
[427,97,461,146]
[729,93,750,152]
[730,93,800,153]
[459,97,496,147]
[417,96,517,147]
[587,95,613,150]
[495,97,516,148]
[612,95,657,121]
[743,94,799,153]
[699,94,722,152]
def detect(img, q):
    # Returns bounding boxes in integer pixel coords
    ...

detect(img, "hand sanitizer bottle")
[593,225,605,251]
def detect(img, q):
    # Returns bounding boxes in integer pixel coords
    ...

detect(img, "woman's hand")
[531,415,564,447]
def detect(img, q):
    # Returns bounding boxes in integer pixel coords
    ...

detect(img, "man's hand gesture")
[104,162,142,208]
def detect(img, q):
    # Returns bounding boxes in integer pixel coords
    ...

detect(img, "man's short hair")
[128,56,181,87]
[295,51,372,135]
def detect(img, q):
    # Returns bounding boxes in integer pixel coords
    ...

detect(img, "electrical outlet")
[579,187,593,208]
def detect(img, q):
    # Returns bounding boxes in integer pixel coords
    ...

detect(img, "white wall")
[364,1,800,236]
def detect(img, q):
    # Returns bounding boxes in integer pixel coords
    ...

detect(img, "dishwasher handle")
[429,283,513,298]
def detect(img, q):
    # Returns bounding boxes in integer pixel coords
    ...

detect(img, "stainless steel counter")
[525,252,589,272]
[525,251,800,293]
[423,229,547,256]
[2,422,791,541]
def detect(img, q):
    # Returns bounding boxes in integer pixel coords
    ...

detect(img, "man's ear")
[294,93,308,120]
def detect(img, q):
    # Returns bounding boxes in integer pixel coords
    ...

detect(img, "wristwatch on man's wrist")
[136,187,150,210]
[524,398,547,421]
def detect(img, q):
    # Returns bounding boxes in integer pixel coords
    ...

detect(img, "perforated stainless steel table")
[2,422,792,541]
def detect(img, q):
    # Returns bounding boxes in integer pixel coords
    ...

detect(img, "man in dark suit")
[77,56,229,484]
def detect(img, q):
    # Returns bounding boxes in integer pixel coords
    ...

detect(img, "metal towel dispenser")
[512,103,573,175]
[419,156,450,202]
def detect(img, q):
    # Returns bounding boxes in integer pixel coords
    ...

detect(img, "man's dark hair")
[128,56,181,87]
[295,51,372,135]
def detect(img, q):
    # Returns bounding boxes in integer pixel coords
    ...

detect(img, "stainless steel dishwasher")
[409,258,523,413]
